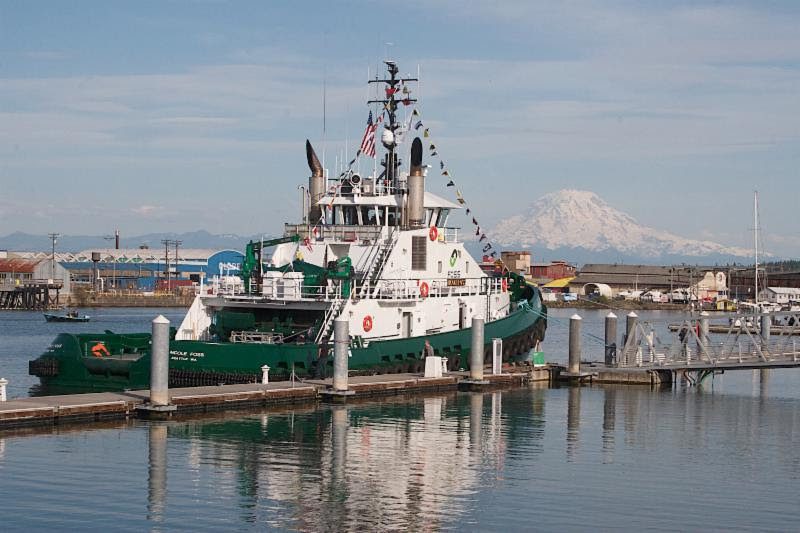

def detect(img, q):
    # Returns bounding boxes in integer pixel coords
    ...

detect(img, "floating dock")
[0,368,552,429]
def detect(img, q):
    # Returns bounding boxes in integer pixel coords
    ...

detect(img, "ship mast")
[754,190,759,305]
[368,61,417,223]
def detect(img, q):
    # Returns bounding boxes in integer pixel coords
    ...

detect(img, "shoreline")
[546,300,696,311]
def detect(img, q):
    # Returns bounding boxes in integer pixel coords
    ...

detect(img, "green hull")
[30,303,546,393]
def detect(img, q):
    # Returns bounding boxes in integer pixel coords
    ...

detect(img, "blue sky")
[1,1,799,256]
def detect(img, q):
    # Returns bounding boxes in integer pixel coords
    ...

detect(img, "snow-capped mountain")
[490,190,752,261]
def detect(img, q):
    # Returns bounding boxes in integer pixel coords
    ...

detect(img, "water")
[1,308,800,531]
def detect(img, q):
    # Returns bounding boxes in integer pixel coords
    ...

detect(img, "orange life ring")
[429,226,438,241]
[91,343,110,358]
[363,315,373,332]
[501,278,508,292]
[420,282,429,298]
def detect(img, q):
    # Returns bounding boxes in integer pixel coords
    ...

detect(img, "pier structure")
[607,309,800,385]
[0,280,62,310]
[0,369,551,429]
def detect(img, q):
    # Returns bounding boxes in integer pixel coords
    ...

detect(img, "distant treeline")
[764,260,800,272]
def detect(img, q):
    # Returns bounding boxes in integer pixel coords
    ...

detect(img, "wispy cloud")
[130,205,163,216]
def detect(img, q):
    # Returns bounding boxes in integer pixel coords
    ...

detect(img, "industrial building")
[568,264,729,301]
[5,248,244,293]
[758,287,800,305]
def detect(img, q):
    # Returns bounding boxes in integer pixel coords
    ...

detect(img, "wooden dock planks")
[0,368,550,429]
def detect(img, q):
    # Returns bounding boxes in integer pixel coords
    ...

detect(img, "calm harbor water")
[1,308,800,531]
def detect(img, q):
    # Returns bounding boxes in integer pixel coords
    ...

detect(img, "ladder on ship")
[358,229,397,299]
[314,295,346,344]
[314,231,396,344]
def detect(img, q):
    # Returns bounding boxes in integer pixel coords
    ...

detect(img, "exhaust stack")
[306,140,324,223]
[407,138,425,228]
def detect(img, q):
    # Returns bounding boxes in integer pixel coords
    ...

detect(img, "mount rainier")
[489,190,752,263]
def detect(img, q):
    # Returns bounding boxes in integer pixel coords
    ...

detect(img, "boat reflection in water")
[131,380,800,531]
[159,389,544,530]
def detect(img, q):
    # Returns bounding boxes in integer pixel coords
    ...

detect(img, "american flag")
[359,110,382,158]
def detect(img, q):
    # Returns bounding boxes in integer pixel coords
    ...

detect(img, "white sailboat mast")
[754,190,759,305]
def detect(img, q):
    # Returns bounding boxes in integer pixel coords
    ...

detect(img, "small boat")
[44,311,91,323]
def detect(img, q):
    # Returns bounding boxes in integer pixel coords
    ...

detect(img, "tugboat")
[29,61,547,392]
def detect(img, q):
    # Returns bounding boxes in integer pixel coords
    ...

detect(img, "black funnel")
[306,140,323,177]
[410,138,423,172]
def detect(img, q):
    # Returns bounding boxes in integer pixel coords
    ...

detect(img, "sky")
[1,1,799,256]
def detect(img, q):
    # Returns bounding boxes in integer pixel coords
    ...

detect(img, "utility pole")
[173,240,182,291]
[48,233,60,280]
[670,268,674,302]
[161,239,171,292]
[104,234,116,291]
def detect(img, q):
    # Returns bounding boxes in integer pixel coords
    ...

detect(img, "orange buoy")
[429,226,438,241]
[420,282,429,298]
[363,315,373,332]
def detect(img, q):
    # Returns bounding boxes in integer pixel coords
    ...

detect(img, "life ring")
[91,343,110,358]
[363,315,373,332]
[420,282,429,298]
[501,278,508,292]
[429,226,438,241]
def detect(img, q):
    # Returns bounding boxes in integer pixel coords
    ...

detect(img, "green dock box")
[532,351,545,366]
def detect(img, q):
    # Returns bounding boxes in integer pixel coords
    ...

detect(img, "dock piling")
[605,312,617,366]
[261,365,270,385]
[492,338,502,375]
[0,378,7,402]
[470,316,485,380]
[761,312,771,343]
[625,312,639,366]
[150,315,171,407]
[569,314,582,374]
[699,311,710,357]
[333,318,349,392]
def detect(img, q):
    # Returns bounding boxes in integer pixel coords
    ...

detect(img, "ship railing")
[212,280,345,303]
[230,331,283,344]
[284,224,384,244]
[361,276,503,300]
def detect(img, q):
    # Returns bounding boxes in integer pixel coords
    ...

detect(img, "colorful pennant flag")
[442,170,450,176]
[446,180,455,187]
